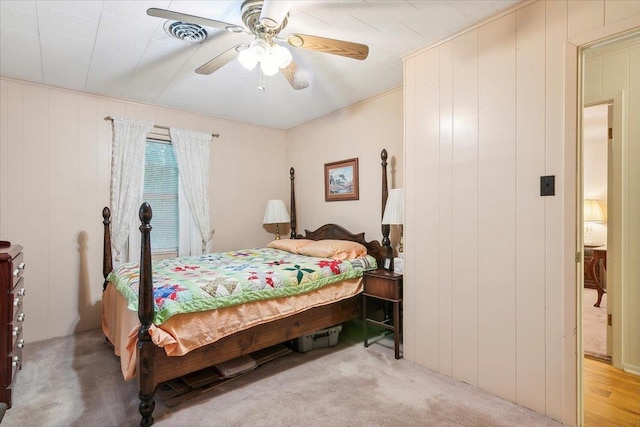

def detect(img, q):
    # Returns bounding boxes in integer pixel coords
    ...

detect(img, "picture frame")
[324,158,359,202]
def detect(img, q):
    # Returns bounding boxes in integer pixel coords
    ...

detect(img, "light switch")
[540,175,555,196]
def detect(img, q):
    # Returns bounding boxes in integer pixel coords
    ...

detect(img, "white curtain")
[169,127,214,253]
[110,117,154,264]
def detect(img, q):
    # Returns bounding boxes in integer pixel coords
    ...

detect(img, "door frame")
[571,25,639,426]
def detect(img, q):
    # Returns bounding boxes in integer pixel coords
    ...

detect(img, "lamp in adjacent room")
[382,189,404,255]
[263,199,290,240]
[583,199,604,245]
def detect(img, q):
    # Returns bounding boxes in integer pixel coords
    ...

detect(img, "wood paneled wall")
[403,0,640,424]
[0,78,288,342]
[285,88,403,247]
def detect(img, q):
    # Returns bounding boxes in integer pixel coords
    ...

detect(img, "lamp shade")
[584,199,604,223]
[263,199,290,224]
[382,189,404,225]
[238,39,292,75]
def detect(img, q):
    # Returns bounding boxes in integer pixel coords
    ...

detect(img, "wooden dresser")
[584,247,596,286]
[0,244,25,408]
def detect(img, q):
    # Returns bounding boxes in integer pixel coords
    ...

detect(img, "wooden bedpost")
[137,203,155,427]
[380,149,392,269]
[290,167,297,239]
[102,207,113,291]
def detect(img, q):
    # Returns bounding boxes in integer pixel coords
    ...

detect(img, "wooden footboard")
[144,294,362,386]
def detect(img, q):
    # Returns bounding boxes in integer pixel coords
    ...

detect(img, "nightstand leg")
[394,301,401,359]
[363,295,369,348]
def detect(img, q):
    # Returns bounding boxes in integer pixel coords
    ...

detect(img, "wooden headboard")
[301,223,386,267]
[289,149,390,267]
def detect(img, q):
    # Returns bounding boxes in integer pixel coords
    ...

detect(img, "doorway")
[579,31,640,426]
[582,103,609,363]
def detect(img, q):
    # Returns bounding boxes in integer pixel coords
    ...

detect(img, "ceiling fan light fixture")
[238,39,269,70]
[238,49,258,70]
[239,38,292,74]
[251,39,269,60]
[260,58,280,76]
[271,44,292,68]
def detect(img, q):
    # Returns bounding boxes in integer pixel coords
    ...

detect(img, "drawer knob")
[12,326,20,336]
[11,263,25,278]
[17,313,25,322]
[13,297,21,307]
[17,338,25,348]
[11,356,20,367]
[18,288,26,296]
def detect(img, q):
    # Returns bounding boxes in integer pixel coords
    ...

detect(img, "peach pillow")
[267,239,314,254]
[297,239,367,260]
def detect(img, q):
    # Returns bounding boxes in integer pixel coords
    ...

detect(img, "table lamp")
[263,199,290,240]
[584,199,604,245]
[382,188,404,255]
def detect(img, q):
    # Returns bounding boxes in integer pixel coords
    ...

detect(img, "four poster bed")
[101,150,392,426]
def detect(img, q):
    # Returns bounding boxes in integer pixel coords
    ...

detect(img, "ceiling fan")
[147,0,369,90]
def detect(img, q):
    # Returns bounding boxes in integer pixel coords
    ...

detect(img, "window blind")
[143,140,179,253]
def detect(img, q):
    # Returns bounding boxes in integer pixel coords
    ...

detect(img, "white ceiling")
[583,104,608,142]
[0,0,520,130]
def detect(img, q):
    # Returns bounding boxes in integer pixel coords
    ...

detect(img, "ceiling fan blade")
[195,47,241,75]
[287,34,369,60]
[280,61,309,90]
[147,8,245,33]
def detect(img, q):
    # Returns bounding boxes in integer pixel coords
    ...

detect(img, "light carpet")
[3,321,561,427]
[582,288,608,359]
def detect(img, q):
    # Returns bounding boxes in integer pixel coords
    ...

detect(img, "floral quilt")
[108,247,376,325]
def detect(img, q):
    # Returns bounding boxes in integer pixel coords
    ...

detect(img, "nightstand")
[363,268,403,359]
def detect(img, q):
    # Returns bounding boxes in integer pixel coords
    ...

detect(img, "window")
[143,139,179,257]
[127,137,197,262]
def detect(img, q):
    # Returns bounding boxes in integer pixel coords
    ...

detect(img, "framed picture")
[324,158,359,201]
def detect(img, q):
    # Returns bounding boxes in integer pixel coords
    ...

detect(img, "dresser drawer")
[363,271,402,300]
[3,348,22,387]
[7,329,24,358]
[7,305,24,355]
[7,278,24,324]
[10,252,25,290]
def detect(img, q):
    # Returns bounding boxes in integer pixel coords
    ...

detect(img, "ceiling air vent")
[164,21,207,42]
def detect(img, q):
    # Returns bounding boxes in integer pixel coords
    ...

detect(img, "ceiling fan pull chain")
[258,68,266,91]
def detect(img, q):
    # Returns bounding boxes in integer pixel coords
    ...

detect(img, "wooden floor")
[584,357,640,427]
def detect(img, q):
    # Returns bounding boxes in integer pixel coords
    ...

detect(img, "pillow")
[267,239,314,254]
[297,239,367,260]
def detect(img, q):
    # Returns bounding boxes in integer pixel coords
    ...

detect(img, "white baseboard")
[622,362,640,376]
